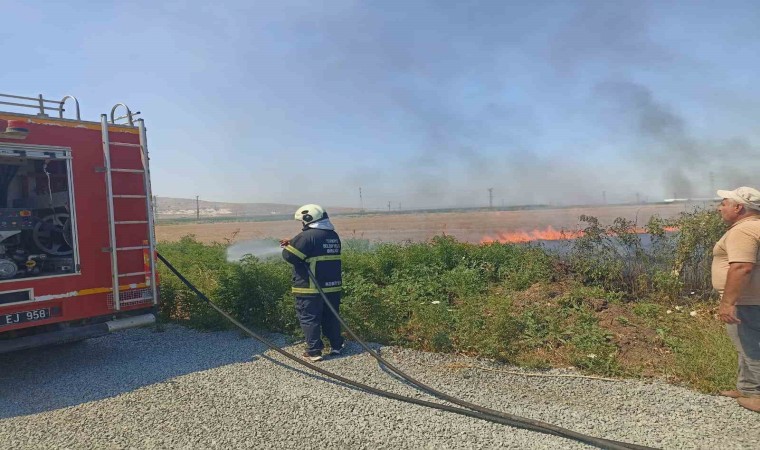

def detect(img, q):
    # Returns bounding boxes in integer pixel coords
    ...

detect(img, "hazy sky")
[3,0,760,209]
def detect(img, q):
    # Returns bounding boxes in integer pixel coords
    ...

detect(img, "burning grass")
[480,225,679,244]
[155,203,695,245]
[480,226,582,244]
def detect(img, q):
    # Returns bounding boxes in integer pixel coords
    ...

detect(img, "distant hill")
[154,197,358,218]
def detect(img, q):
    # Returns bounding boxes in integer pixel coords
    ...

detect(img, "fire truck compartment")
[0,146,77,281]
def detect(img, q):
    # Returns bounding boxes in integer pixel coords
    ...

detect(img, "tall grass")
[156,208,736,393]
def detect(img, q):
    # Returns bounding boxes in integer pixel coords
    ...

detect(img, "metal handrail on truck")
[0,92,81,120]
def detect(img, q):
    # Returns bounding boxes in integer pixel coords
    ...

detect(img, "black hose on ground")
[302,265,654,450]
[156,252,654,450]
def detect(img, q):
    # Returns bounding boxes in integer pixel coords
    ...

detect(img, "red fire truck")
[0,93,158,353]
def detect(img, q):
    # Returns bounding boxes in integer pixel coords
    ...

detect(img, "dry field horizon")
[155,202,714,245]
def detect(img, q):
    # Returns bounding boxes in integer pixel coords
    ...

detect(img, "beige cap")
[717,186,760,211]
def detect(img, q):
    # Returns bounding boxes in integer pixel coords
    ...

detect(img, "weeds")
[156,207,736,393]
[565,208,726,301]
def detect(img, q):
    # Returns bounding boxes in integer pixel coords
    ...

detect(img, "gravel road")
[1,325,758,449]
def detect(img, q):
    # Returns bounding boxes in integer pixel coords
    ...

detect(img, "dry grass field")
[155,202,712,244]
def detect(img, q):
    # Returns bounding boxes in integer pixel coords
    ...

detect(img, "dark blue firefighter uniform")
[282,222,344,356]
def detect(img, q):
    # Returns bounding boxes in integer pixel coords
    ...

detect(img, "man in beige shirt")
[712,186,760,412]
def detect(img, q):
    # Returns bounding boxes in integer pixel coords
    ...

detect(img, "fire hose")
[156,252,655,450]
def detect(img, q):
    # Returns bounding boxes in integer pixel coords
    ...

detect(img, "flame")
[480,226,678,244]
[480,226,581,244]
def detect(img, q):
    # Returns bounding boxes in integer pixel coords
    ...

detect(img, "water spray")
[226,239,283,262]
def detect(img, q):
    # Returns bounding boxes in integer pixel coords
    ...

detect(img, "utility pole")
[196,195,199,221]
[388,201,391,212]
[488,188,493,209]
[359,187,364,214]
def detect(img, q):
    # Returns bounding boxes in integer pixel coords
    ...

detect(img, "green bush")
[452,293,522,360]
[632,302,663,320]
[468,242,554,287]
[215,255,294,332]
[567,309,620,375]
[652,270,683,301]
[670,209,726,296]
[157,236,294,332]
[157,236,230,329]
[156,223,734,392]
[406,300,456,352]
[505,291,621,376]
[340,272,400,342]
[568,215,656,297]
[339,236,553,350]
[565,208,726,301]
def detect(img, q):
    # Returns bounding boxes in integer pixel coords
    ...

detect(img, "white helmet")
[294,204,326,224]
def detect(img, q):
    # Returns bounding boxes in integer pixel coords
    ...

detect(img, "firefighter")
[280,204,345,362]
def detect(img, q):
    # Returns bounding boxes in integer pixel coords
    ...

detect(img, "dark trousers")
[295,292,344,355]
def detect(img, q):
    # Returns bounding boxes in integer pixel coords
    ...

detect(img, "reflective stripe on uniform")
[292,286,342,294]
[304,254,342,291]
[284,245,307,260]
[304,255,342,262]
[309,259,317,290]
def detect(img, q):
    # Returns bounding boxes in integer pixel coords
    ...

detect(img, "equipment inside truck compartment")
[0,149,75,281]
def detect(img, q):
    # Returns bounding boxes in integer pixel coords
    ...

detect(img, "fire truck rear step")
[0,313,155,354]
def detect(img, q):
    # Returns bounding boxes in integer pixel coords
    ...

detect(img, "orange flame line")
[480,226,678,244]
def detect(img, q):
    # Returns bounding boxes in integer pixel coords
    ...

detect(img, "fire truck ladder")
[100,114,158,311]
